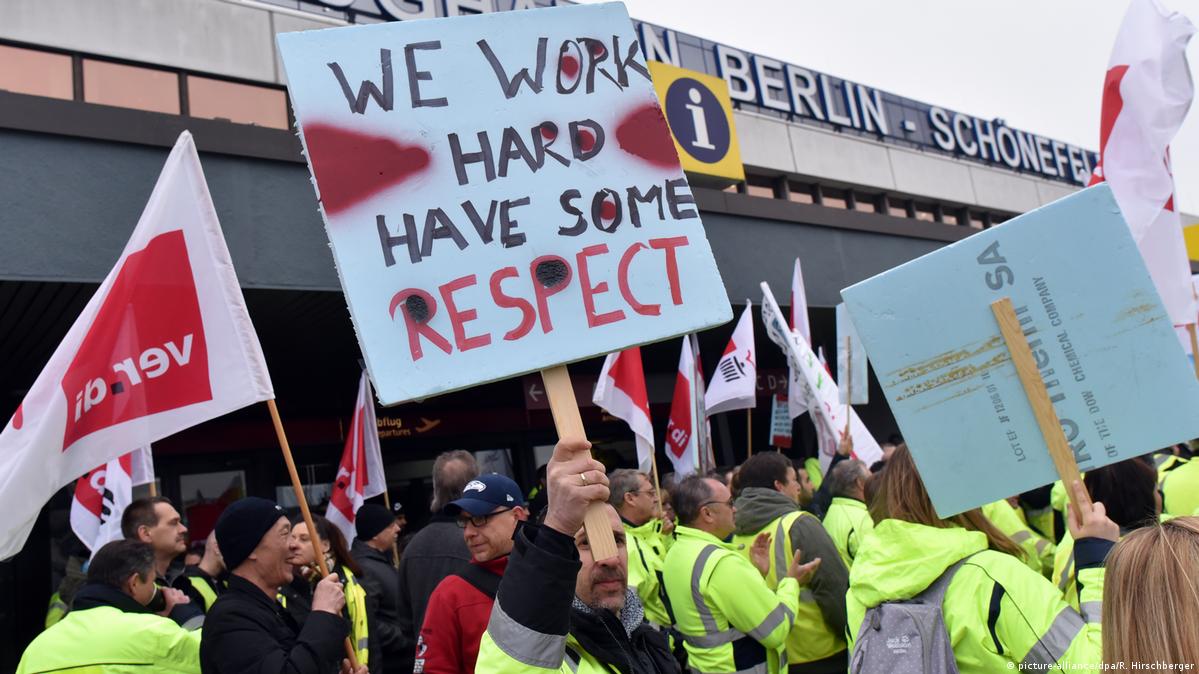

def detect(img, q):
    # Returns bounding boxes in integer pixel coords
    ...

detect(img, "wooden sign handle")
[540,365,619,561]
[268,399,361,668]
[990,298,1092,517]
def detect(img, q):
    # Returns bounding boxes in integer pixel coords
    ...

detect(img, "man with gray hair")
[608,469,671,628]
[821,459,873,570]
[396,450,479,672]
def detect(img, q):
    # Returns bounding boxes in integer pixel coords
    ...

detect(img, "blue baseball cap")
[445,473,525,516]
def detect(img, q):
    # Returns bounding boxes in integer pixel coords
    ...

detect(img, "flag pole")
[843,337,852,440]
[267,399,361,668]
[1188,323,1199,381]
[746,409,753,457]
[650,451,664,517]
[540,365,619,561]
[148,481,158,498]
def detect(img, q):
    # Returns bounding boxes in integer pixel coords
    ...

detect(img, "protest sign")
[277,2,731,406]
[835,303,868,405]
[770,393,791,449]
[842,184,1199,518]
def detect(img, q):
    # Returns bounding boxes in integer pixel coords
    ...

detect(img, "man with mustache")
[475,439,679,674]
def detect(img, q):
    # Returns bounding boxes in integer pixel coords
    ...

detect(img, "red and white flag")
[0,132,274,559]
[70,446,155,554]
[705,302,757,415]
[665,337,701,477]
[593,348,655,474]
[1090,0,1196,326]
[327,370,387,544]
[789,259,812,418]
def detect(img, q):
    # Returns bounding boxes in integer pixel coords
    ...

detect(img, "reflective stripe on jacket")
[663,526,799,674]
[848,519,1104,674]
[341,566,371,667]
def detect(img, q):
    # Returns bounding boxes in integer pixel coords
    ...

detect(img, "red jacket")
[415,555,508,674]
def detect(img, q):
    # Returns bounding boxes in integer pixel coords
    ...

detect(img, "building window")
[788,182,815,204]
[746,174,777,199]
[968,212,986,229]
[913,202,937,222]
[822,188,849,210]
[940,209,960,225]
[854,193,879,213]
[187,76,289,129]
[83,59,179,114]
[722,183,740,194]
[887,197,911,218]
[0,45,74,100]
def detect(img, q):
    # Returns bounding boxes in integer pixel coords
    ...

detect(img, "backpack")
[849,553,979,674]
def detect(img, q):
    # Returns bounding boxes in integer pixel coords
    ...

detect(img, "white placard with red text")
[278,3,730,405]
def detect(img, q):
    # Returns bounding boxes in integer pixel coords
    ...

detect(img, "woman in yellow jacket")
[847,446,1118,673]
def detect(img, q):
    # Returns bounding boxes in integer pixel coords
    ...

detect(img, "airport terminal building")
[0,0,1179,656]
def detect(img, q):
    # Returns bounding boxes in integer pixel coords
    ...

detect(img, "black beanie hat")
[355,503,395,542]
[215,497,286,571]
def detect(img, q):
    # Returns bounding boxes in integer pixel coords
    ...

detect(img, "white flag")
[762,282,883,472]
[327,370,387,545]
[705,302,757,415]
[594,348,655,474]
[0,132,274,560]
[665,337,700,477]
[70,446,155,554]
[1090,0,1196,326]
[789,259,812,418]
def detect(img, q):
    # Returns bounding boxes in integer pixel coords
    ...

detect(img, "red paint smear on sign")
[615,104,680,169]
[561,55,580,79]
[304,123,431,216]
[577,128,596,153]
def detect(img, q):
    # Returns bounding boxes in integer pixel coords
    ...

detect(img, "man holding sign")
[475,438,679,674]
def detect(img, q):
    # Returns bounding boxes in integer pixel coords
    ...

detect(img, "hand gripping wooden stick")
[541,364,618,561]
[268,399,361,668]
[991,298,1092,517]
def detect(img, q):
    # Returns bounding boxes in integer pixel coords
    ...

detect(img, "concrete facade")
[1,0,1122,219]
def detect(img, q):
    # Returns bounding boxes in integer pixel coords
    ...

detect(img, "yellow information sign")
[648,61,744,183]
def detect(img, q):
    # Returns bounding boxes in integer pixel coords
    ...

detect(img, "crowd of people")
[16,436,1199,673]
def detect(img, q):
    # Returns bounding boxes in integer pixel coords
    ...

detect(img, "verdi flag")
[70,446,155,554]
[593,348,655,475]
[665,336,701,477]
[327,370,387,545]
[1089,0,1196,327]
[705,302,757,415]
[0,132,274,560]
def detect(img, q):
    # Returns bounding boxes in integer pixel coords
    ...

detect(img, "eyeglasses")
[700,498,735,510]
[632,489,656,497]
[456,507,513,528]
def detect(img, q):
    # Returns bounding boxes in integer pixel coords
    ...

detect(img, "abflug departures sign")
[269,0,1098,187]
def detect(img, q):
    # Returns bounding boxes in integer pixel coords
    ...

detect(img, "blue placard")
[278,2,731,405]
[842,184,1199,517]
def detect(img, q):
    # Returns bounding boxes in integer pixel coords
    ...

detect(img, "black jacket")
[200,574,348,674]
[395,516,471,671]
[495,523,679,674]
[351,540,404,674]
[72,582,155,615]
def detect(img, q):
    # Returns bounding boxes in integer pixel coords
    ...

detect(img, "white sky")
[582,0,1199,215]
